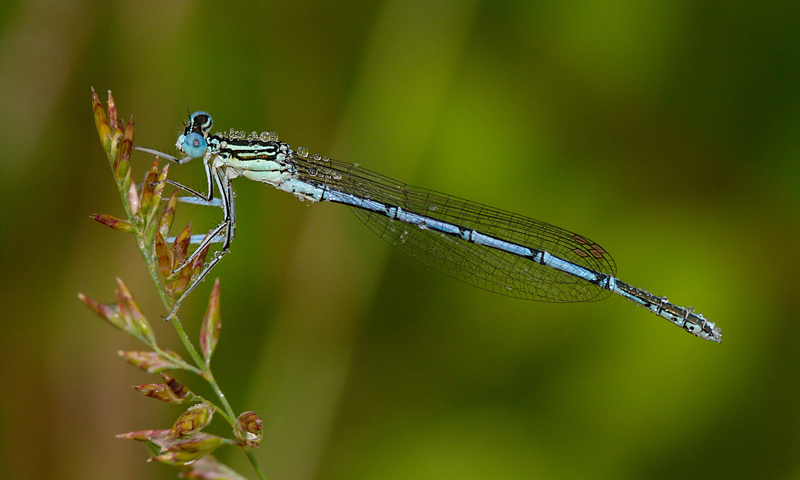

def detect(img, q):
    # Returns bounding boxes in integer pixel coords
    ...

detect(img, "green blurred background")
[2,0,799,478]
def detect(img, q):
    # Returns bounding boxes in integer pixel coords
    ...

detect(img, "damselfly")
[137,111,721,342]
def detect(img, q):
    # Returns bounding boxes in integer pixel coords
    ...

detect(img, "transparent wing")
[290,153,616,303]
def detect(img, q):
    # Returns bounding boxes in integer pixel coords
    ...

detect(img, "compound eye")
[182,132,208,158]
[188,111,213,134]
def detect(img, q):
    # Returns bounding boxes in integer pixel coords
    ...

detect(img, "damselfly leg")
[135,145,236,303]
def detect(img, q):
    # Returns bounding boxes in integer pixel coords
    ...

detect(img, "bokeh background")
[2,0,799,479]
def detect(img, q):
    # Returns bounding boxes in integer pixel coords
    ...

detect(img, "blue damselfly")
[137,111,721,342]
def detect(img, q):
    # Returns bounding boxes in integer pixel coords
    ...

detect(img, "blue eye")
[188,111,213,134]
[182,132,208,158]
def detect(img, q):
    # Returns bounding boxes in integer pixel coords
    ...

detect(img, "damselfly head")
[187,111,213,135]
